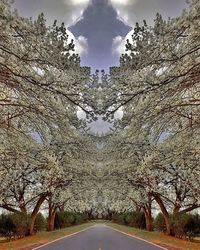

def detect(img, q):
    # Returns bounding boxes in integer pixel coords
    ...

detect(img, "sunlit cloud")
[61,0,90,25]
[112,29,133,56]
[67,30,88,56]
[70,0,90,5]
[111,0,134,5]
[110,0,138,26]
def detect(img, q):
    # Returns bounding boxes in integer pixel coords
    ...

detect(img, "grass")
[105,222,200,250]
[0,222,95,250]
[1,221,200,250]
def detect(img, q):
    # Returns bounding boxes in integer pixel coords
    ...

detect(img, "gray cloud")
[13,0,89,56]
[14,0,89,26]
[111,0,188,56]
[111,0,188,26]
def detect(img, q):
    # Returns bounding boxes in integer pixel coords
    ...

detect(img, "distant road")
[34,224,166,250]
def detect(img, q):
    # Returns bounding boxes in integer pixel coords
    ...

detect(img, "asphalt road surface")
[34,224,166,250]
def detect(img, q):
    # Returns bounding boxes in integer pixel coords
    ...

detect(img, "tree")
[99,0,200,235]
[0,0,99,236]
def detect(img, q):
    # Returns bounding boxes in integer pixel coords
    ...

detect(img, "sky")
[14,0,187,70]
[13,0,188,132]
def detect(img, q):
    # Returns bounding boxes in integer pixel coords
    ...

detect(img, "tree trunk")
[29,193,47,235]
[48,209,56,231]
[19,194,27,214]
[173,197,181,215]
[20,205,27,214]
[173,206,181,215]
[153,193,171,235]
[144,205,152,231]
[47,195,57,231]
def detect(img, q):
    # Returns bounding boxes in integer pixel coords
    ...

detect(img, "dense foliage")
[0,0,200,241]
[0,0,97,236]
[100,0,200,236]
[54,211,88,229]
[0,211,87,239]
[154,213,200,239]
[112,211,146,230]
[0,212,46,239]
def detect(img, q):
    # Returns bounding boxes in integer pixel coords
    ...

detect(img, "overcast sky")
[14,0,188,132]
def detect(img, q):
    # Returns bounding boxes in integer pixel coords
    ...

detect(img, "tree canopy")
[0,0,200,237]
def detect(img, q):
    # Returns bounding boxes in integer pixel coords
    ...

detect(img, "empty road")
[34,224,166,250]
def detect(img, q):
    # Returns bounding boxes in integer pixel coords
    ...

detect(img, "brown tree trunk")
[144,205,152,231]
[19,194,27,214]
[48,209,56,231]
[153,193,171,235]
[173,197,181,215]
[173,206,181,215]
[29,193,48,235]
[47,196,57,231]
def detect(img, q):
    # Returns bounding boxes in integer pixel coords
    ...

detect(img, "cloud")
[67,30,88,56]
[70,0,90,5]
[112,29,133,56]
[14,0,90,27]
[14,0,89,56]
[110,0,138,26]
[110,0,187,27]
[112,36,126,55]
[74,36,88,56]
[62,0,90,25]
[111,0,132,5]
[111,0,187,56]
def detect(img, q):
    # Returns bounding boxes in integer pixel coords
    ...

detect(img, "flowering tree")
[100,0,200,235]
[0,0,99,235]
[1,0,200,238]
